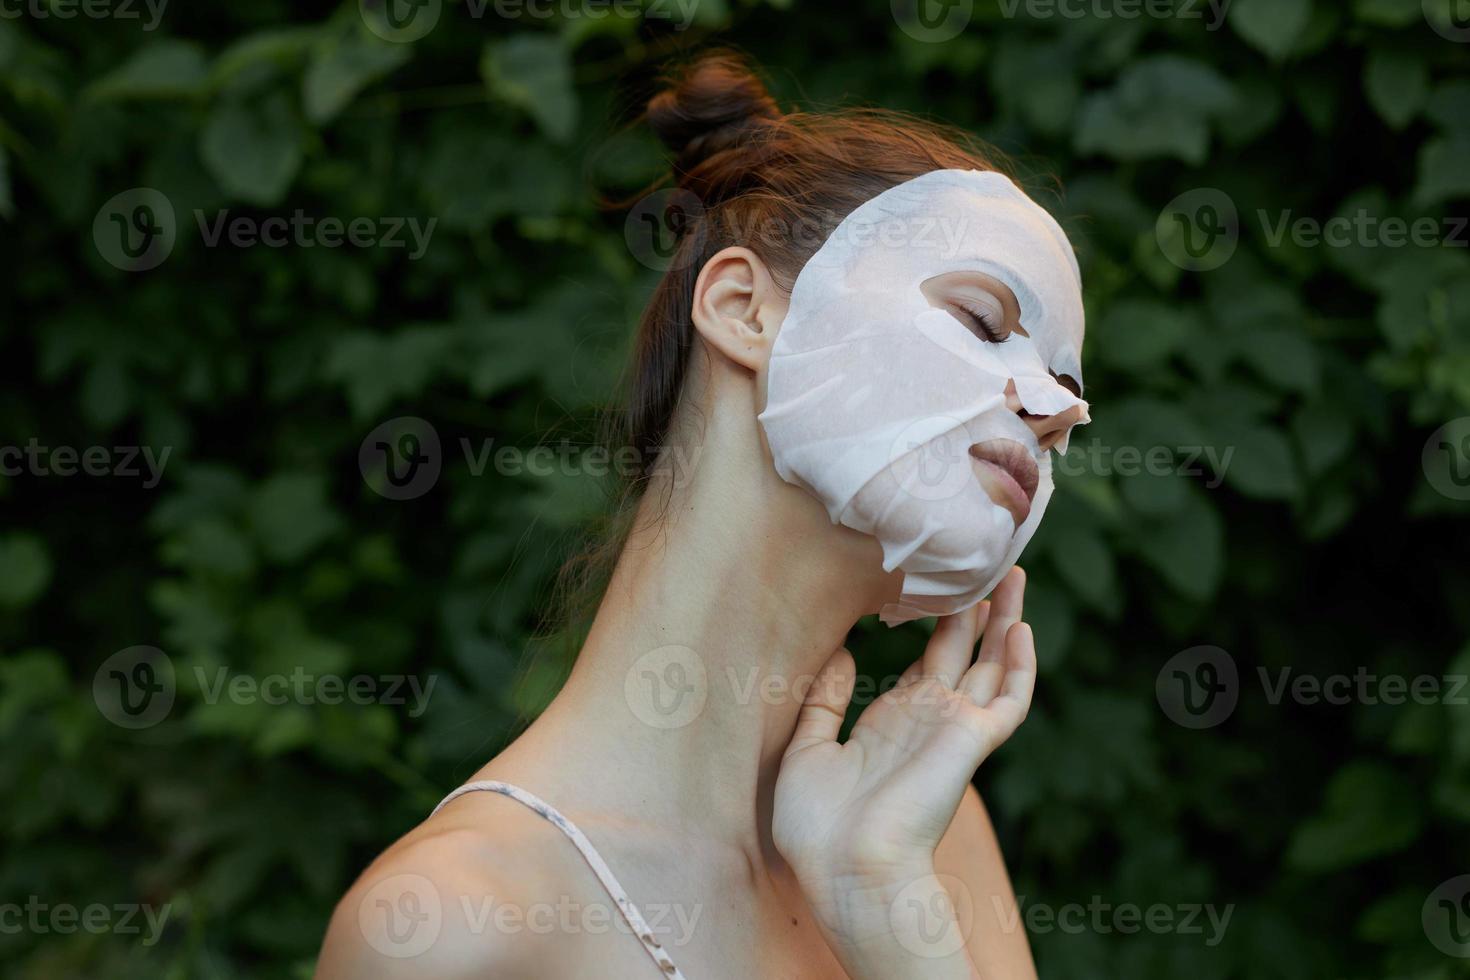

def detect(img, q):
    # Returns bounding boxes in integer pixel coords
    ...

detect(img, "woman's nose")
[1003,379,1082,452]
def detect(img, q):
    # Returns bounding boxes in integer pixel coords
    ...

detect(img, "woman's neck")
[503,398,897,863]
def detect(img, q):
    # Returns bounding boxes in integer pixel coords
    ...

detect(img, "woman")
[317,51,1087,979]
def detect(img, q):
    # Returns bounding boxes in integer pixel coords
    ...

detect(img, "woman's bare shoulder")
[314,792,596,980]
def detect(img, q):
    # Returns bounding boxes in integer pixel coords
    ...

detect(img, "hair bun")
[647,52,781,171]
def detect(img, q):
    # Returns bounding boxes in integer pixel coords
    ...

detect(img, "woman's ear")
[690,246,788,371]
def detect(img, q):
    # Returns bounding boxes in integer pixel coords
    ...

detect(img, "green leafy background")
[2,0,1469,977]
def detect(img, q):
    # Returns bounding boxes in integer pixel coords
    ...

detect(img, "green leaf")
[199,91,303,206]
[1096,300,1198,372]
[1426,80,1470,133]
[1050,523,1116,614]
[210,28,320,92]
[481,35,577,144]
[1133,489,1224,600]
[1217,422,1300,499]
[0,533,53,608]
[1232,0,1314,60]
[1364,49,1428,129]
[1074,56,1236,164]
[0,649,69,730]
[1237,329,1321,394]
[1286,762,1422,871]
[1413,134,1470,207]
[87,40,208,100]
[247,472,343,564]
[1353,0,1425,25]
[1290,402,1354,475]
[302,30,411,124]
[0,144,12,219]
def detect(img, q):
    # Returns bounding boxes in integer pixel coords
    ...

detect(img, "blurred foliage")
[2,0,1469,977]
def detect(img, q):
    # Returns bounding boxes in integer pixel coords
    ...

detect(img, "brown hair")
[548,50,1007,644]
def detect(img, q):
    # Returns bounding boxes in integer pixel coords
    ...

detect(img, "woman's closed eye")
[949,300,1009,344]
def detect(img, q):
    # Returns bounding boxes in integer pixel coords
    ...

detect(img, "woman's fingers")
[787,647,857,753]
[976,566,1026,666]
[921,601,988,688]
[968,622,1037,744]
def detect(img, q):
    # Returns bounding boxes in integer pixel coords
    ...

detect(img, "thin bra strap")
[432,780,688,980]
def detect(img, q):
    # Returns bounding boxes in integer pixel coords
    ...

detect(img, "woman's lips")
[969,439,1040,527]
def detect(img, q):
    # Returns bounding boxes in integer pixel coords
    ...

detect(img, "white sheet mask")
[757,169,1089,625]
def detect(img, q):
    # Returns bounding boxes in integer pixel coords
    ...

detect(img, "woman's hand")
[772,567,1036,967]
